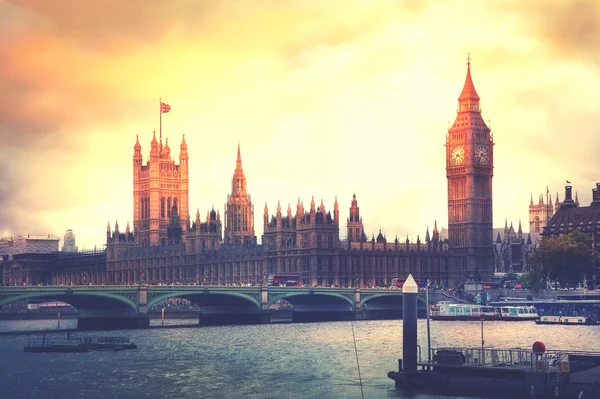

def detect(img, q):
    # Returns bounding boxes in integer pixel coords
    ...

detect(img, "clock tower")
[446,58,494,287]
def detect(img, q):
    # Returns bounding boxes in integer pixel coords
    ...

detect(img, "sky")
[1,0,599,250]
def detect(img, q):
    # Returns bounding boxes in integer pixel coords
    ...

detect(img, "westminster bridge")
[0,285,457,329]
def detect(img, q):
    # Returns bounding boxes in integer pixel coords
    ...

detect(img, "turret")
[333,197,339,226]
[164,138,171,159]
[264,202,269,231]
[561,182,577,209]
[592,183,600,206]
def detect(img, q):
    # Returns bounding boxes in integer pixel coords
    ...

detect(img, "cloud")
[523,0,600,64]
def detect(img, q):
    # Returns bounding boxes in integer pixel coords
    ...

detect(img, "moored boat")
[24,334,137,353]
[430,301,538,321]
[430,301,500,320]
[498,305,539,321]
[536,315,596,325]
[388,344,600,398]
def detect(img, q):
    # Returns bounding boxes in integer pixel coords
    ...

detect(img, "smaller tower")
[224,144,256,244]
[347,194,364,242]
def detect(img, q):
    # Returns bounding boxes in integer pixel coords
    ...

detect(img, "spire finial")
[236,143,242,169]
[458,54,480,104]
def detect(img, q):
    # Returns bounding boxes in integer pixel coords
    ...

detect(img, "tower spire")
[236,142,242,170]
[458,54,480,112]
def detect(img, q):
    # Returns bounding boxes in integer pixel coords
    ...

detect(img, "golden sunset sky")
[1,0,599,249]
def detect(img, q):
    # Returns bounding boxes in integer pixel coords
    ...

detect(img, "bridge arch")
[0,291,138,313]
[267,292,354,310]
[359,293,428,308]
[147,291,261,311]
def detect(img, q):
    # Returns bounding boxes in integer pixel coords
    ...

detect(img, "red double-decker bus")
[268,274,301,286]
[391,277,421,289]
[391,278,406,288]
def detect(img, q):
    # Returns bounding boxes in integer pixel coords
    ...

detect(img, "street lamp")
[426,278,432,363]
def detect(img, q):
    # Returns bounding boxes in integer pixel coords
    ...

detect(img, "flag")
[566,180,571,184]
[160,102,171,113]
[546,186,549,194]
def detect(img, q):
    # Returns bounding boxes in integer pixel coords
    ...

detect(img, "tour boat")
[430,301,500,320]
[497,305,539,321]
[430,301,538,321]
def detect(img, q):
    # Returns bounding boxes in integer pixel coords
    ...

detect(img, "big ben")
[446,58,494,287]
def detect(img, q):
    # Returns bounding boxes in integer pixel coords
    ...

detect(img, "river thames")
[1,319,598,399]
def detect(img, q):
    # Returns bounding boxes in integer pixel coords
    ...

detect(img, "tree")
[529,231,597,289]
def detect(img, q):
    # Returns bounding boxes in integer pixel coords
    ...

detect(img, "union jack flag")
[160,102,171,113]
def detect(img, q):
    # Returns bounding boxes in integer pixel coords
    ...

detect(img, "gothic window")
[317,234,322,248]
[167,198,171,217]
[161,198,165,218]
[534,217,540,233]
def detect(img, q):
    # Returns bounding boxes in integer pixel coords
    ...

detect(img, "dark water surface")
[1,319,598,399]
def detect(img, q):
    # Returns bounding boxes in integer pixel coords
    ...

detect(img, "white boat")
[497,305,539,321]
[536,315,595,325]
[430,301,538,321]
[430,301,500,320]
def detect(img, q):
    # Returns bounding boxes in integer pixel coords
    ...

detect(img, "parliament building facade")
[2,61,497,289]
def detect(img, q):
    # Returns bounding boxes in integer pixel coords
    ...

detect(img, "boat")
[497,305,539,321]
[536,315,596,325]
[429,301,538,321]
[388,344,600,398]
[430,301,500,320]
[24,334,137,353]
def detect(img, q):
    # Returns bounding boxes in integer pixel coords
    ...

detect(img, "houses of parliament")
[1,62,497,288]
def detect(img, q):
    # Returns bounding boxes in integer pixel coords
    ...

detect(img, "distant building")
[62,229,78,252]
[493,221,535,273]
[543,182,600,288]
[529,192,555,234]
[0,234,60,286]
[0,234,59,257]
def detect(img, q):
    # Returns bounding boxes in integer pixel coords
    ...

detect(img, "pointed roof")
[527,234,532,245]
[236,142,242,170]
[376,229,385,243]
[180,134,187,151]
[134,135,141,151]
[425,227,430,242]
[458,56,480,102]
[496,232,502,243]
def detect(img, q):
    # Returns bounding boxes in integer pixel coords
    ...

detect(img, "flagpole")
[159,98,162,140]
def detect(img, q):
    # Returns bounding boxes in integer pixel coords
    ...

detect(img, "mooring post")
[403,274,418,374]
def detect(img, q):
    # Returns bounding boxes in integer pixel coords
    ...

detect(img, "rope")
[350,320,365,399]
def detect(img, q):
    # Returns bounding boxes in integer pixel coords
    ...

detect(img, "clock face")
[450,146,464,165]
[475,145,489,165]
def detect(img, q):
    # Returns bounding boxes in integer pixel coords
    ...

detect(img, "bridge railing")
[0,285,141,290]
